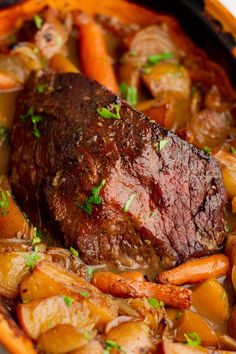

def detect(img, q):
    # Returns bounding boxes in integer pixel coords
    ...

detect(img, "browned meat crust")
[9,72,226,269]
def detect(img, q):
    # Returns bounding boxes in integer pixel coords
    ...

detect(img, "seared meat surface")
[9,72,226,268]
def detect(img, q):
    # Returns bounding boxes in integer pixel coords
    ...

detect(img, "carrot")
[0,72,21,91]
[49,54,79,73]
[73,12,118,93]
[92,271,192,309]
[0,304,36,354]
[157,254,230,286]
[120,271,145,282]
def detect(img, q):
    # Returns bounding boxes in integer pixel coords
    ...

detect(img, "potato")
[142,63,191,99]
[162,339,233,354]
[0,252,47,299]
[192,278,229,323]
[69,340,104,354]
[174,310,219,347]
[228,305,236,340]
[0,175,33,239]
[17,295,95,339]
[20,260,118,327]
[106,321,154,354]
[37,324,89,354]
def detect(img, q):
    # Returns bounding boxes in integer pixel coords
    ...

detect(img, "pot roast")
[9,72,226,269]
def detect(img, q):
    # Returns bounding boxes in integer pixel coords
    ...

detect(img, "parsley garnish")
[0,127,8,143]
[55,35,63,46]
[24,252,40,269]
[123,192,137,213]
[159,139,168,150]
[80,291,89,298]
[175,312,182,320]
[184,332,201,346]
[148,298,165,309]
[231,146,236,155]
[63,295,74,307]
[32,227,42,246]
[147,52,174,65]
[0,190,9,215]
[119,83,138,106]
[77,179,106,215]
[20,107,44,138]
[97,104,121,120]
[203,146,211,154]
[36,84,46,93]
[70,246,79,257]
[86,267,94,280]
[83,331,92,340]
[142,52,174,74]
[34,15,43,29]
[104,339,125,353]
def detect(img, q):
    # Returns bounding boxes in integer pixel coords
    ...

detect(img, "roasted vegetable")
[192,278,229,324]
[92,271,192,309]
[228,305,236,340]
[20,261,118,327]
[157,254,230,286]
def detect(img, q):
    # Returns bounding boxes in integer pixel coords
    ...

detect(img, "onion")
[105,316,134,333]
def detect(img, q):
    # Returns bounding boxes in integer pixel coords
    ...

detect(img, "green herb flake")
[24,252,40,269]
[159,139,168,151]
[70,246,79,257]
[32,227,42,246]
[221,291,226,300]
[83,331,92,340]
[63,295,74,307]
[0,190,9,215]
[147,52,174,65]
[41,56,47,68]
[142,66,152,74]
[55,35,63,46]
[119,83,138,106]
[175,312,182,320]
[97,104,121,120]
[148,298,165,309]
[104,339,125,353]
[34,14,43,29]
[77,179,106,215]
[231,146,236,155]
[0,127,9,143]
[129,50,137,57]
[203,146,211,154]
[20,107,44,139]
[123,192,137,213]
[184,332,201,347]
[36,83,46,93]
[86,267,94,280]
[80,291,89,298]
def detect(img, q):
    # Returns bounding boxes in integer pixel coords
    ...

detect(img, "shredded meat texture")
[9,72,226,269]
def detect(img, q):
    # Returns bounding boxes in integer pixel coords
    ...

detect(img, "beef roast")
[9,72,226,269]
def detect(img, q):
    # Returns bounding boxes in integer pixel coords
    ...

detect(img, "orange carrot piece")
[49,54,79,73]
[120,271,145,282]
[0,304,36,354]
[74,12,118,93]
[92,271,192,309]
[157,254,230,286]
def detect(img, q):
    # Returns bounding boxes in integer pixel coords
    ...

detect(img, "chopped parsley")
[159,139,168,151]
[175,312,182,320]
[123,192,137,212]
[20,107,44,139]
[184,332,201,347]
[119,83,138,106]
[24,252,40,269]
[63,295,74,307]
[77,179,106,215]
[86,267,94,280]
[36,83,47,93]
[32,227,42,246]
[142,52,174,73]
[231,146,236,155]
[0,127,8,143]
[83,331,92,340]
[97,104,121,120]
[34,14,43,29]
[55,35,63,46]
[148,298,165,309]
[203,146,211,154]
[147,52,174,65]
[104,339,125,353]
[80,291,89,298]
[70,246,79,257]
[0,190,9,216]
